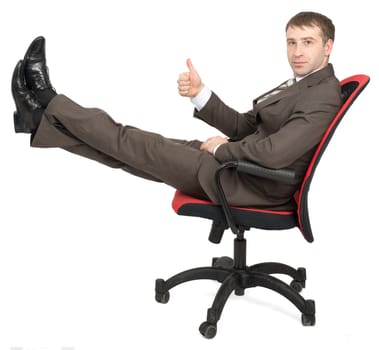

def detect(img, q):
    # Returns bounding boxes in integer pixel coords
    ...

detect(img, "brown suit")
[31,64,341,209]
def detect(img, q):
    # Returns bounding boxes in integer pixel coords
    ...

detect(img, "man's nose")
[294,44,303,56]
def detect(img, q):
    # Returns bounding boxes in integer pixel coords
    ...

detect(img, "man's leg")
[31,94,220,200]
[13,37,268,207]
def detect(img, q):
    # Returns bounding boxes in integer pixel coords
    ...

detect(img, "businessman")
[11,11,342,210]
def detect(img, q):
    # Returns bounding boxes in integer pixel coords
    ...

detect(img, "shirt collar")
[295,66,325,82]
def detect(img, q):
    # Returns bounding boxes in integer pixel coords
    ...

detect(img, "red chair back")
[296,75,370,242]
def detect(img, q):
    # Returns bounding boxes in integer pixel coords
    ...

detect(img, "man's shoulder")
[301,64,339,87]
[296,73,341,112]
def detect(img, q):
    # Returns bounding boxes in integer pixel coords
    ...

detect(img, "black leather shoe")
[24,36,56,107]
[12,60,43,133]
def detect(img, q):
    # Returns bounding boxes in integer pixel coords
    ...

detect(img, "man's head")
[286,12,335,77]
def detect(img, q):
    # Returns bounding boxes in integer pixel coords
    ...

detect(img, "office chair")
[155,75,370,338]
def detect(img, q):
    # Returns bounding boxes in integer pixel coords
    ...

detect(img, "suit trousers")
[31,94,229,202]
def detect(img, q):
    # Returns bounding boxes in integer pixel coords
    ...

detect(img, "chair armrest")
[214,161,299,235]
[235,160,299,185]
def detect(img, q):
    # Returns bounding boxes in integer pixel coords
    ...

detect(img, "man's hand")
[177,58,204,97]
[200,136,229,155]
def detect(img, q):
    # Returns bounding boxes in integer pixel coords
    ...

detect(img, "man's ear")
[324,38,334,57]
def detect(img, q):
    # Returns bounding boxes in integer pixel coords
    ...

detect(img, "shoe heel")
[14,111,32,133]
[14,111,22,133]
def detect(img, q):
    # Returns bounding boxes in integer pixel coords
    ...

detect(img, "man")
[11,11,341,210]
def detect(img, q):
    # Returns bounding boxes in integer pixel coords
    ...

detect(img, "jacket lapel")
[253,64,336,110]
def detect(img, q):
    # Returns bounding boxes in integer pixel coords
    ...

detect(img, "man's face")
[286,25,333,77]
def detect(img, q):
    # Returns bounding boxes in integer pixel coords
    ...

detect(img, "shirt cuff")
[190,86,212,111]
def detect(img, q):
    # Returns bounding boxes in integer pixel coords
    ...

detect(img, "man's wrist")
[191,86,212,111]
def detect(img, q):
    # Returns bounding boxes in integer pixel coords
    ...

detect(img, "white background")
[0,0,378,349]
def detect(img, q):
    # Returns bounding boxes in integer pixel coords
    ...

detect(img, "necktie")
[257,78,296,104]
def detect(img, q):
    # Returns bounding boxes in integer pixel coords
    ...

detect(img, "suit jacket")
[194,64,342,208]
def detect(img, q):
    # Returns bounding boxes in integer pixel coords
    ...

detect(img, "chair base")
[155,250,316,338]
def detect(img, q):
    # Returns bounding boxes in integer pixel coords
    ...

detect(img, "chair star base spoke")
[249,262,307,292]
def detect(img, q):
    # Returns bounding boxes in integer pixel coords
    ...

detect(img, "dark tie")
[257,78,296,104]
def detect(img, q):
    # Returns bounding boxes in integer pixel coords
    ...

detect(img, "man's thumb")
[186,58,196,72]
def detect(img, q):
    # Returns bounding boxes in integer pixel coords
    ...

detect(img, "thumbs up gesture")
[177,58,204,97]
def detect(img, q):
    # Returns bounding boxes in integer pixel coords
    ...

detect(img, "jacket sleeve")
[193,92,258,140]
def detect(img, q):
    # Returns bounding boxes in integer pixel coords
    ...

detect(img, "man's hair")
[286,11,335,43]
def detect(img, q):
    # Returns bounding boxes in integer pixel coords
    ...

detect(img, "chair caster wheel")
[155,291,170,303]
[301,313,316,326]
[199,321,217,339]
[301,299,315,326]
[290,268,306,292]
[290,280,304,293]
[155,278,170,304]
[212,256,233,269]
[234,288,245,296]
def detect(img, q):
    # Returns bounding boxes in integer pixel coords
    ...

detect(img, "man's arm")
[214,86,342,169]
[193,92,258,140]
[177,59,257,155]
